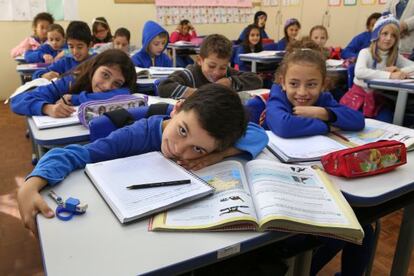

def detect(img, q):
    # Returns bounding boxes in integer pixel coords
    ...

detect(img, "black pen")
[126,179,191,189]
[51,80,70,106]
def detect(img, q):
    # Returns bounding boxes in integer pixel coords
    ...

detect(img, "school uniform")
[11,36,42,58]
[27,115,269,185]
[237,27,268,43]
[131,20,172,68]
[10,75,131,116]
[341,31,372,60]
[169,30,197,43]
[24,43,63,63]
[275,37,288,51]
[32,55,85,79]
[265,84,365,138]
[158,64,263,99]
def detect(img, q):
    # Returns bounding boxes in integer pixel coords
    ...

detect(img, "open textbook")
[85,151,214,223]
[135,66,184,79]
[267,119,414,163]
[149,159,364,244]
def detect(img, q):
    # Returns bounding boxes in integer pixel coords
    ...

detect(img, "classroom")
[1,0,414,275]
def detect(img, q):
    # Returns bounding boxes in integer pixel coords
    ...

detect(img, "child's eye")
[193,146,204,154]
[289,82,298,87]
[113,81,123,88]
[178,126,187,137]
[208,65,216,69]
[102,72,110,79]
[307,83,318,88]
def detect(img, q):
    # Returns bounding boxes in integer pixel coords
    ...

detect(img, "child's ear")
[196,55,203,66]
[170,99,184,117]
[280,77,287,91]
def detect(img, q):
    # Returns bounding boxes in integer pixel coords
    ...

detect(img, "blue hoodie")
[11,75,131,116]
[341,31,372,60]
[131,21,172,68]
[27,115,268,186]
[265,84,365,138]
[24,43,64,63]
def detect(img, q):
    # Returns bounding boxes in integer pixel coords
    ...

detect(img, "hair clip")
[285,18,298,28]
[92,18,108,26]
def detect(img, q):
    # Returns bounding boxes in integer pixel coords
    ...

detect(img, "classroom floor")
[0,102,413,276]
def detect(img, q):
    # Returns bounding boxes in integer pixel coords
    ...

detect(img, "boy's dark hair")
[32,12,54,27]
[48,24,65,37]
[179,19,190,26]
[92,17,113,43]
[253,11,267,26]
[114,27,130,42]
[181,83,248,151]
[276,38,326,84]
[241,24,263,53]
[68,49,137,94]
[366,12,382,29]
[66,21,92,45]
[284,18,301,42]
[199,34,233,60]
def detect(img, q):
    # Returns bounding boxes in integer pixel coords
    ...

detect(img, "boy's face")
[257,15,267,28]
[161,110,217,161]
[148,36,167,56]
[67,38,90,62]
[34,20,50,41]
[249,29,261,46]
[378,25,397,51]
[368,18,378,32]
[91,65,125,92]
[113,36,129,52]
[197,54,229,82]
[310,29,327,47]
[281,63,324,107]
[48,30,65,50]
[286,25,300,39]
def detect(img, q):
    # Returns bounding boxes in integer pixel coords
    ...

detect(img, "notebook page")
[85,152,213,221]
[32,106,80,129]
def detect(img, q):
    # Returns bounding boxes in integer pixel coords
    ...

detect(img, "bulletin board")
[0,0,79,21]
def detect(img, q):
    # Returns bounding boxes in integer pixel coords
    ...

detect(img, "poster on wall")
[343,0,356,6]
[328,0,341,6]
[282,0,300,6]
[262,0,278,6]
[361,0,376,5]
[378,0,387,4]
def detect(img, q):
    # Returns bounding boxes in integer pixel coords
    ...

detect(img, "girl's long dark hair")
[241,24,263,53]
[67,49,137,94]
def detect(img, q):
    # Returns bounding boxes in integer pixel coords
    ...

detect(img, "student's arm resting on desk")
[158,69,196,99]
[24,49,44,63]
[227,67,263,91]
[341,32,369,60]
[396,54,414,74]
[10,76,71,116]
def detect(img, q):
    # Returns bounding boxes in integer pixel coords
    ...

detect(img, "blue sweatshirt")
[10,75,131,116]
[237,27,269,43]
[24,43,62,63]
[276,38,288,51]
[341,31,371,60]
[235,45,254,72]
[131,21,172,68]
[265,84,365,138]
[28,115,269,185]
[32,54,94,79]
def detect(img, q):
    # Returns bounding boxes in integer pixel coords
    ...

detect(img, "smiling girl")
[340,14,414,122]
[11,49,137,118]
[235,24,263,71]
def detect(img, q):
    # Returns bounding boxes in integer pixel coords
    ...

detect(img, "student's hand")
[385,66,399,73]
[293,106,330,121]
[56,94,73,106]
[390,71,408,80]
[54,51,65,61]
[330,126,341,132]
[43,54,54,64]
[41,71,60,80]
[215,77,232,88]
[177,147,242,171]
[42,102,76,118]
[17,176,54,234]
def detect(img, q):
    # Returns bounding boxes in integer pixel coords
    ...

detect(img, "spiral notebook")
[85,151,215,223]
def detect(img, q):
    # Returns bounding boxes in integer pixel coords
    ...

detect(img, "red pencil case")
[321,140,407,178]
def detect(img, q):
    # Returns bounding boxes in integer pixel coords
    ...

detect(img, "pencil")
[331,131,350,142]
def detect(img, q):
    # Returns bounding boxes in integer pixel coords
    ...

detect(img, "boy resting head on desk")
[158,34,263,99]
[18,83,269,233]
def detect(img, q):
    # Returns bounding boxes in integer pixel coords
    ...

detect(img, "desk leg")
[172,48,176,67]
[390,203,414,276]
[251,61,257,73]
[393,90,408,125]
[293,249,312,276]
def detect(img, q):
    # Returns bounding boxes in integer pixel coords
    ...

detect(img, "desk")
[238,54,283,73]
[167,43,199,67]
[366,79,414,125]
[37,168,296,275]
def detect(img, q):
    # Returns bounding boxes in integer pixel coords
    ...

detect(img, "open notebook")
[85,151,215,223]
[135,67,184,79]
[32,106,80,129]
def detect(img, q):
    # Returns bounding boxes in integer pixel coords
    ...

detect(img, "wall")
[1,0,385,100]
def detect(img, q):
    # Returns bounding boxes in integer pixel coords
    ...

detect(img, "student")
[24,24,65,64]
[309,25,341,60]
[131,20,172,68]
[237,11,269,44]
[235,24,263,72]
[11,12,54,58]
[17,84,269,233]
[276,18,301,51]
[11,49,136,118]
[33,21,94,80]
[265,43,365,138]
[169,19,197,68]
[158,34,263,99]
[341,12,382,60]
[92,17,112,45]
[95,27,134,54]
[340,14,414,123]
